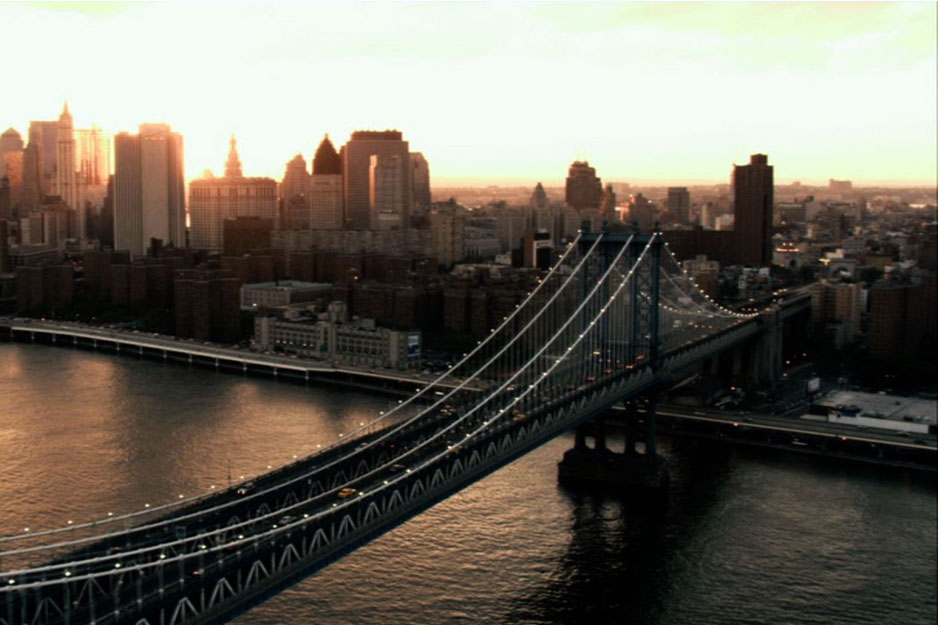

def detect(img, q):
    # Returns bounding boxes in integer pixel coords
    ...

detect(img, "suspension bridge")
[1,227,780,625]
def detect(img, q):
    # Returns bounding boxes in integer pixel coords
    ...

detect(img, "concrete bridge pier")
[558,396,669,490]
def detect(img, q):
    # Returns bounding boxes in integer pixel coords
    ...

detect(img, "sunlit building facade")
[113,123,185,256]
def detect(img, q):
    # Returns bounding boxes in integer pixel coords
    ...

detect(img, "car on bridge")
[337,487,358,499]
[236,482,255,496]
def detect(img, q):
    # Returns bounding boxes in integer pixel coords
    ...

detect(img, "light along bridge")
[1,226,808,625]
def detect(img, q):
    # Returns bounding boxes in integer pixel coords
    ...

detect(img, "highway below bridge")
[604,404,937,473]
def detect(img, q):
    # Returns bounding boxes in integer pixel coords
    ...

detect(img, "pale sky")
[1,1,935,187]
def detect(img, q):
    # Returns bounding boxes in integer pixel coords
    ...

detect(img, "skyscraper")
[369,154,406,230]
[410,152,431,210]
[564,161,602,211]
[0,128,24,212]
[342,130,411,230]
[280,154,310,205]
[733,154,774,266]
[53,103,81,234]
[309,134,342,230]
[74,126,111,186]
[667,186,690,224]
[113,123,185,256]
[599,184,618,220]
[189,137,277,252]
[21,140,41,213]
[28,120,58,196]
[626,193,656,232]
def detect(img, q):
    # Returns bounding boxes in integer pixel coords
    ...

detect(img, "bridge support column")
[558,394,669,490]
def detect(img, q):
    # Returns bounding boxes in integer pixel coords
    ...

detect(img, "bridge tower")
[558,223,670,489]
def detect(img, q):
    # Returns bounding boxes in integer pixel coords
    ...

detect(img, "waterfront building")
[253,300,421,370]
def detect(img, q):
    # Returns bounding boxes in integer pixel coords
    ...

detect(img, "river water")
[0,343,934,625]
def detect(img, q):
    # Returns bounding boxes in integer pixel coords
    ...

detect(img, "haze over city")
[1,1,935,186]
[1,3,936,625]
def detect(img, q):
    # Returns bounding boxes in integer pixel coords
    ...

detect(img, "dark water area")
[1,344,934,624]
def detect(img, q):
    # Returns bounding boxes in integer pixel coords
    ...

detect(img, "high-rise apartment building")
[564,161,602,211]
[667,187,690,224]
[113,123,185,257]
[189,137,277,252]
[410,152,431,209]
[309,135,342,230]
[733,153,773,267]
[810,280,862,347]
[342,130,411,230]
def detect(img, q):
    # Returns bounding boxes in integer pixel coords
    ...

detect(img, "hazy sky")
[2,2,935,186]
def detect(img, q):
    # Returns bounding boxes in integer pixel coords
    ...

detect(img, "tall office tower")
[0,176,10,220]
[309,134,342,229]
[599,184,617,219]
[0,127,24,174]
[733,153,774,266]
[369,154,405,230]
[0,128,24,212]
[667,186,690,224]
[21,140,41,213]
[189,137,277,252]
[410,152,431,210]
[280,154,309,203]
[564,161,603,211]
[280,154,310,229]
[28,120,59,195]
[113,123,185,257]
[528,182,551,230]
[53,103,82,235]
[342,130,411,230]
[74,126,111,186]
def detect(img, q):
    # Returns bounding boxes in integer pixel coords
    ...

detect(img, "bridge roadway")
[0,318,766,625]
[0,318,470,393]
[608,404,937,471]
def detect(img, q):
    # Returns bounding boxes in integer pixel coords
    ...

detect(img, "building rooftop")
[243,281,329,290]
[817,390,936,424]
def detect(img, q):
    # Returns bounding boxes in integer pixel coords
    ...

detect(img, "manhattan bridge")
[1,227,783,625]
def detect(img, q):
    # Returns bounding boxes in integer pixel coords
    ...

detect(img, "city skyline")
[1,2,935,187]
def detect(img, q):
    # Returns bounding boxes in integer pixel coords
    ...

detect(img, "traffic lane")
[655,408,936,450]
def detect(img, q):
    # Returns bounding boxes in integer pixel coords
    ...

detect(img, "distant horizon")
[1,3,934,190]
[430,176,938,190]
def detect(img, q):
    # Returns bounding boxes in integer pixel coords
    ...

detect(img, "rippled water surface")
[1,344,935,624]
